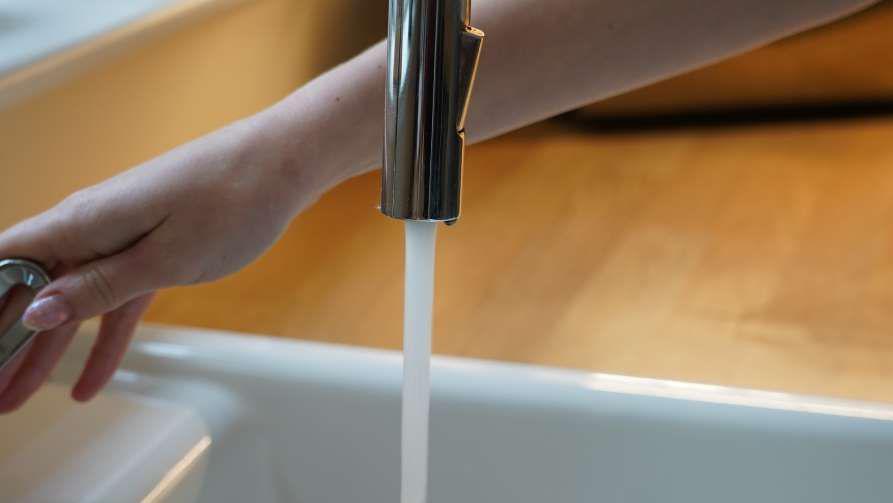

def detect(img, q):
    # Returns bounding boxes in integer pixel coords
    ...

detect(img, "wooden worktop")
[146,117,893,405]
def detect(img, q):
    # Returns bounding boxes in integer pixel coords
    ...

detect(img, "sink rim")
[58,322,893,424]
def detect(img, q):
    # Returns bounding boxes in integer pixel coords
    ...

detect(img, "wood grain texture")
[146,117,893,404]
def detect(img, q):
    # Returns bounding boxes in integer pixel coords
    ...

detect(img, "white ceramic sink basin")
[3,324,893,502]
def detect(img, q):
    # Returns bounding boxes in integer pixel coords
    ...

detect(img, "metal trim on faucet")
[0,259,51,371]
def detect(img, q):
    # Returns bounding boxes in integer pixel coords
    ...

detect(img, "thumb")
[22,246,161,331]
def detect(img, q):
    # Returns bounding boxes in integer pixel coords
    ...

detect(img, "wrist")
[219,114,350,221]
[246,44,386,214]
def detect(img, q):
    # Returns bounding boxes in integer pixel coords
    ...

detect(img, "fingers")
[0,322,79,414]
[22,241,164,332]
[72,293,155,402]
[0,213,60,271]
[0,292,154,411]
[0,186,167,271]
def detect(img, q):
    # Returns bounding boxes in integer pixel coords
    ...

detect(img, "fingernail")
[22,295,72,331]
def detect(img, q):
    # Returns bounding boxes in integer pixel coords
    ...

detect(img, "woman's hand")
[0,115,324,412]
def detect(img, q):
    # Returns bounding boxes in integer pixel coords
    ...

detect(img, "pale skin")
[0,0,878,412]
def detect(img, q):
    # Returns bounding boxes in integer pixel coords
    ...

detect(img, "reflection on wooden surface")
[147,117,893,404]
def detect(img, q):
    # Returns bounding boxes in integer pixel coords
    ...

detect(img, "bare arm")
[0,0,877,410]
[259,0,879,189]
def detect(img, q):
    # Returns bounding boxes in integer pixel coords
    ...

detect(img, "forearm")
[252,0,879,202]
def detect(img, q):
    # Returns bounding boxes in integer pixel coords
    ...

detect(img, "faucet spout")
[381,0,484,223]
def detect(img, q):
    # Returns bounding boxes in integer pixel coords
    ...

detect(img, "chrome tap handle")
[0,259,51,370]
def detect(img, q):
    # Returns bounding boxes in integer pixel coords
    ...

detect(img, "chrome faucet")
[381,0,485,223]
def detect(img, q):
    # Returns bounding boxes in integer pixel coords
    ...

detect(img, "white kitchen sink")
[2,324,893,502]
